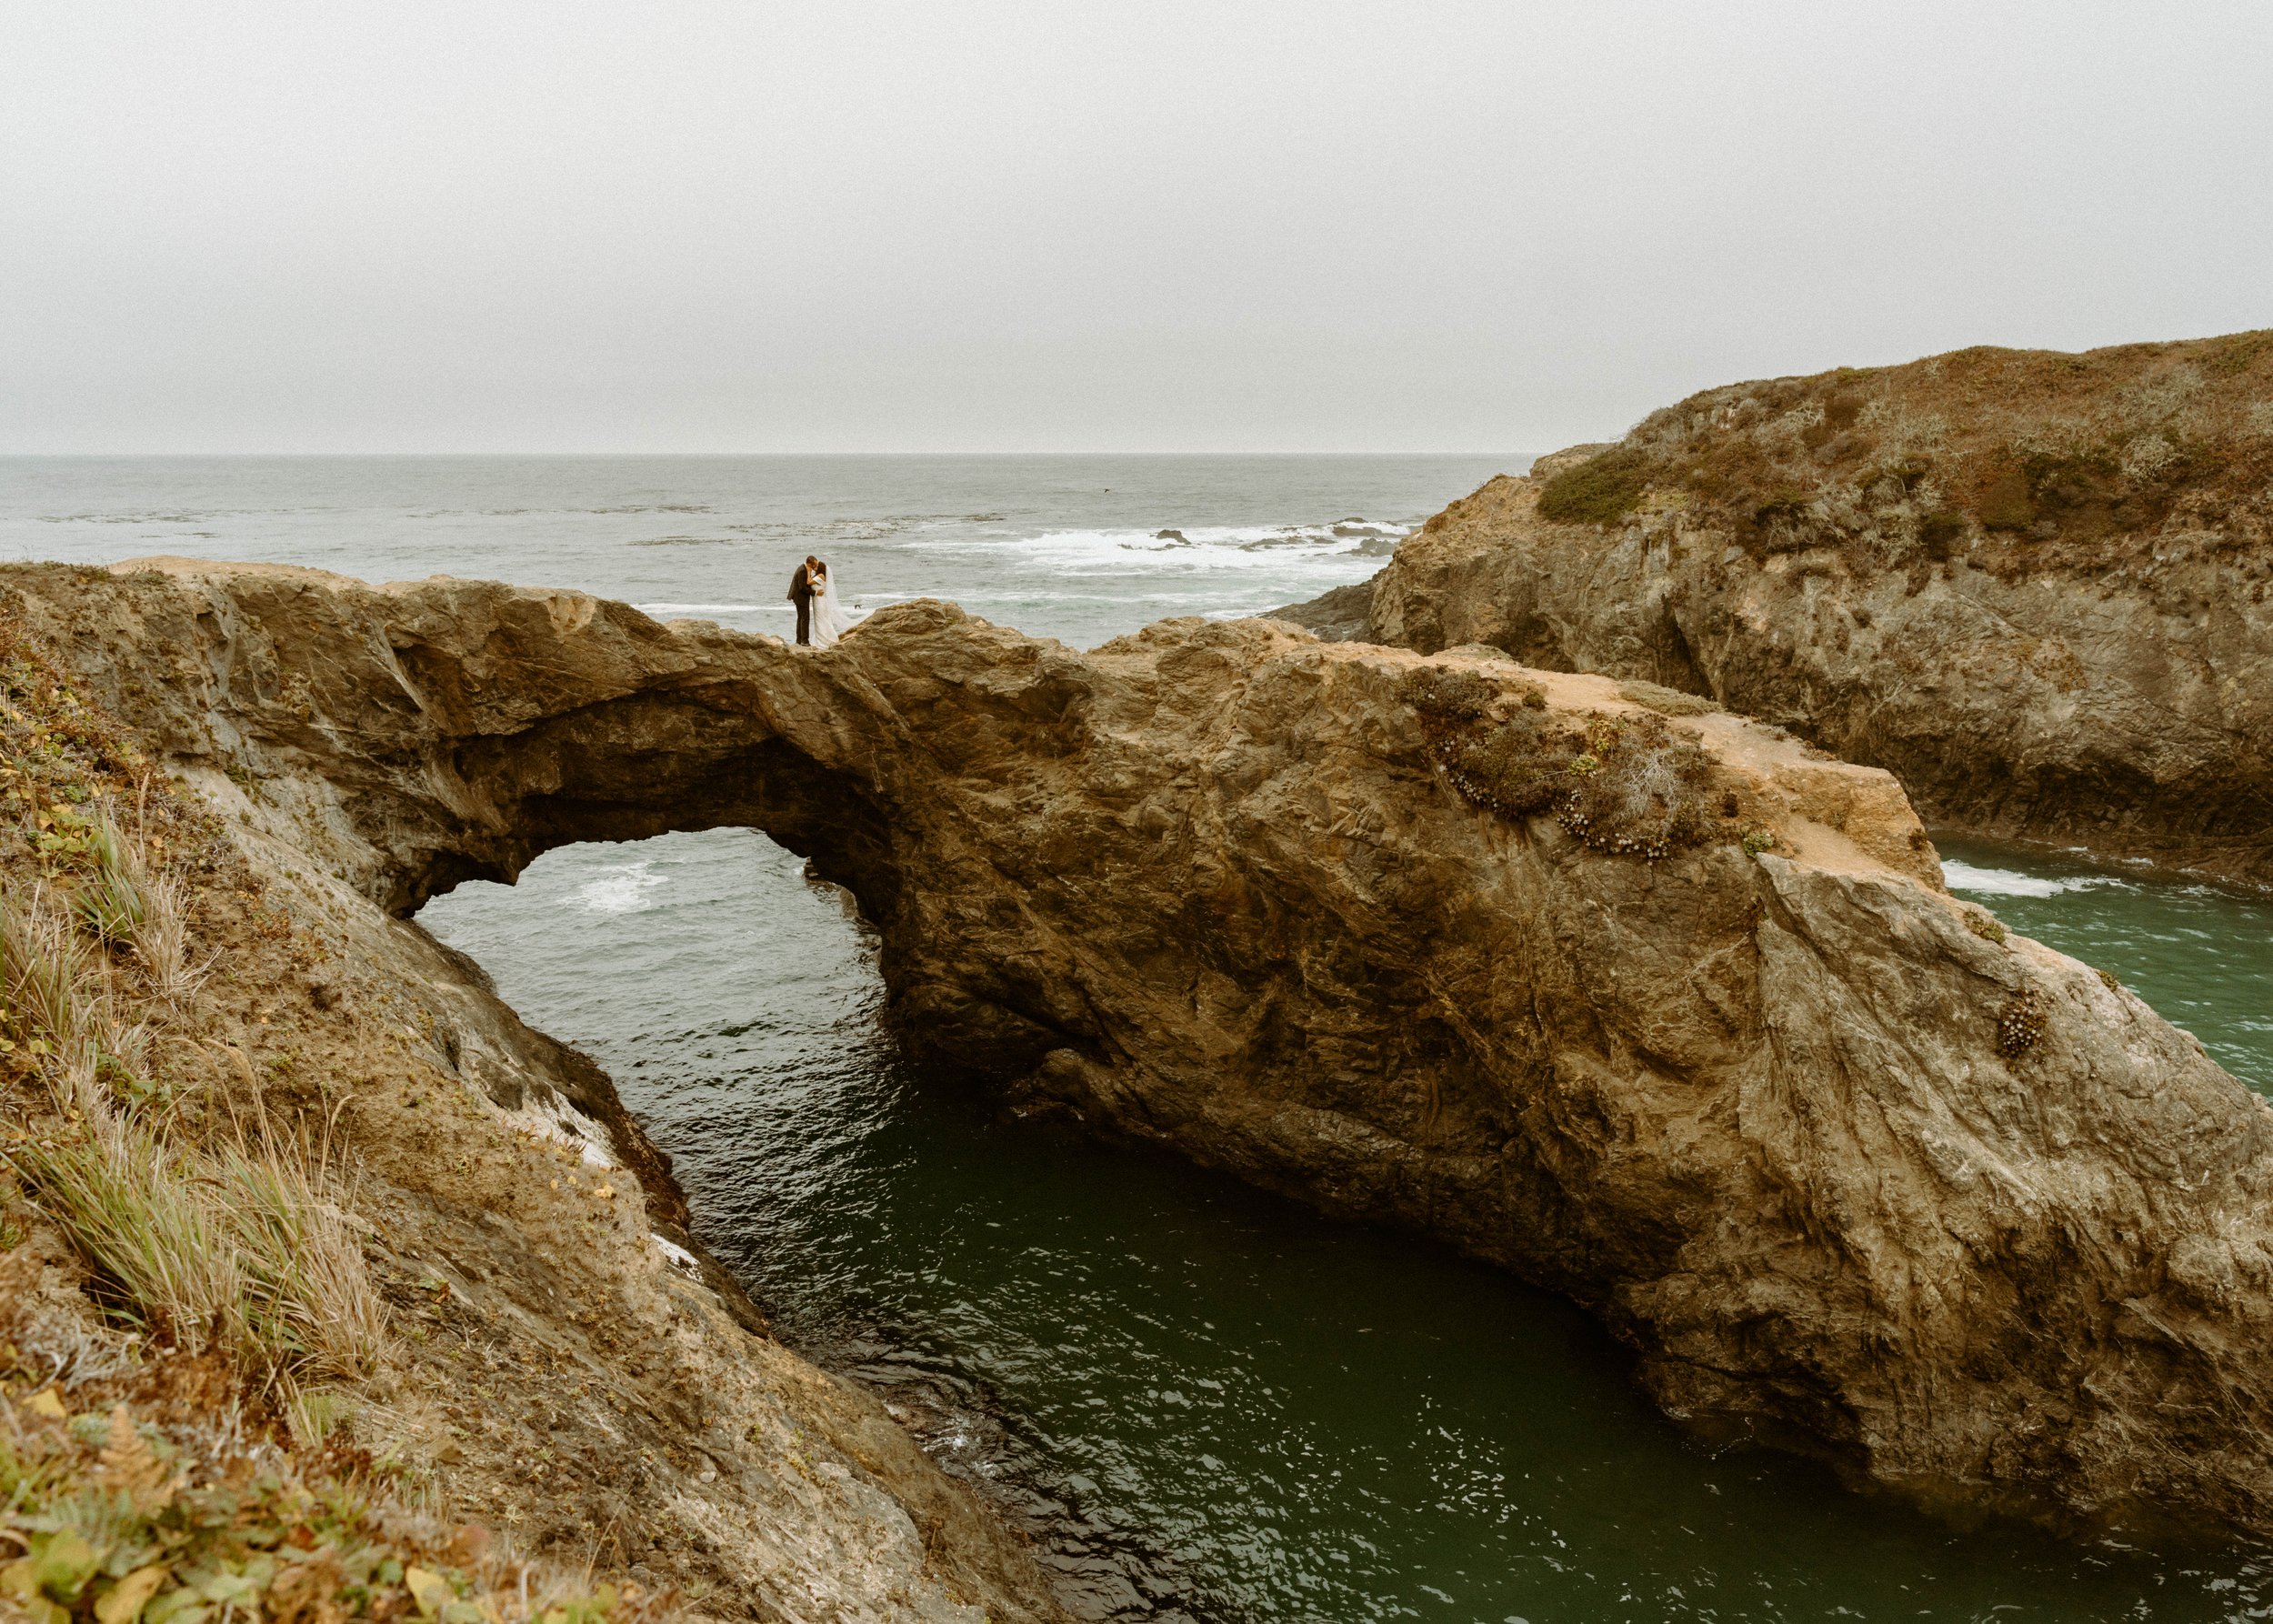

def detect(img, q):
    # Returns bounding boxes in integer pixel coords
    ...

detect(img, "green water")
[1937,837,2273,1094]
[421,830,2273,1622]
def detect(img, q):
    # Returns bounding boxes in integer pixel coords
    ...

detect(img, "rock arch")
[29,557,2273,1539]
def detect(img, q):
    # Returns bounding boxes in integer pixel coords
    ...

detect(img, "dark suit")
[787,564,814,645]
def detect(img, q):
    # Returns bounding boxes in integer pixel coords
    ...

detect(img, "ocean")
[11,455,2272,1621]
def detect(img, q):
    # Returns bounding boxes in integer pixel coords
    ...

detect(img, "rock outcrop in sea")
[1280,333,2273,882]
[22,556,2273,1546]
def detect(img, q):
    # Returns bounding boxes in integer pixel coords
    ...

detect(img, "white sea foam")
[634,601,786,616]
[574,861,667,914]
[1940,858,2119,898]
[905,521,1405,576]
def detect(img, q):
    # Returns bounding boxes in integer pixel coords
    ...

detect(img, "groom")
[786,555,819,646]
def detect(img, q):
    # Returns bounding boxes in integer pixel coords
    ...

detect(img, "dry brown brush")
[1403,667,1721,860]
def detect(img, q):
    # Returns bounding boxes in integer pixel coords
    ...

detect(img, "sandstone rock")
[1289,333,2273,883]
[25,556,2273,1539]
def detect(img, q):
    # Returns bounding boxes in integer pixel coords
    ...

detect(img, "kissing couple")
[787,555,859,649]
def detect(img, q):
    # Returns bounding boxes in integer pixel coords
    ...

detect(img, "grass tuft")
[5,1105,384,1389]
[71,817,148,948]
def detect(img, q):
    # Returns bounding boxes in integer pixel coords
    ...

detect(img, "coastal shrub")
[0,1392,656,1624]
[1442,709,1577,817]
[1557,714,1716,860]
[1405,667,1725,861]
[1918,508,1968,560]
[1399,665,1497,727]
[1538,446,1652,526]
[1964,908,2008,946]
[1741,827,1777,857]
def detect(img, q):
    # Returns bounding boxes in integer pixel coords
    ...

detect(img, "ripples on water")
[423,830,2273,1623]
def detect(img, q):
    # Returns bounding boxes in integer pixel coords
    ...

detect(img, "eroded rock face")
[27,557,2273,1539]
[1285,336,2273,883]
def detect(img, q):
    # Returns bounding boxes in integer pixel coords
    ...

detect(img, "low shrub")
[1399,666,1497,727]
[1538,446,1652,526]
[0,1397,655,1624]
[1442,709,1577,817]
[1557,714,1716,860]
[1404,667,1722,861]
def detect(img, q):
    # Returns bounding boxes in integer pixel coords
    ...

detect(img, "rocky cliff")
[0,564,1070,1624]
[1282,333,2273,882]
[21,556,2273,1545]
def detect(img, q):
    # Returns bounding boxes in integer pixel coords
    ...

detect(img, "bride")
[808,560,860,649]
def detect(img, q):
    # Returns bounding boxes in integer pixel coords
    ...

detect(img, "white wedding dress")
[809,570,858,648]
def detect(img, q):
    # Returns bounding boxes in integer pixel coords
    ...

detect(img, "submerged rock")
[1280,333,2273,884]
[25,556,2273,1541]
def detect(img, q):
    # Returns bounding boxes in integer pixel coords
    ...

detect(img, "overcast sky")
[5,2,2270,455]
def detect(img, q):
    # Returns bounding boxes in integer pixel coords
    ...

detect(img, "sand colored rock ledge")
[22,556,2273,1540]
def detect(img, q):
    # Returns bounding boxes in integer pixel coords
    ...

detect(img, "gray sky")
[5,1,2270,454]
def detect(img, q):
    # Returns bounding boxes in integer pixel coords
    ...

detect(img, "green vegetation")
[7,1108,384,1390]
[1402,668,1725,862]
[1590,332,2273,573]
[0,1398,649,1624]
[1557,714,1715,861]
[1965,908,2008,946]
[71,818,148,948]
[0,613,657,1624]
[1537,446,1651,527]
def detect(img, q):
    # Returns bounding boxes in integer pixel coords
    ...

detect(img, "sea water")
[0,454,1459,648]
[10,456,2272,1620]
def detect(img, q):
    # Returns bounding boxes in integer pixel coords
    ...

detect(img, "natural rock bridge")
[27,557,2273,1539]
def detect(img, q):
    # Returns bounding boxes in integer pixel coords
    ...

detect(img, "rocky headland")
[0,566,1070,1624]
[1280,332,2273,883]
[11,556,2273,1563]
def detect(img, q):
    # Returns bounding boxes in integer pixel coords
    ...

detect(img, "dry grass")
[3,881,100,1054]
[5,1099,385,1391]
[132,866,217,1005]
[0,737,383,1400]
